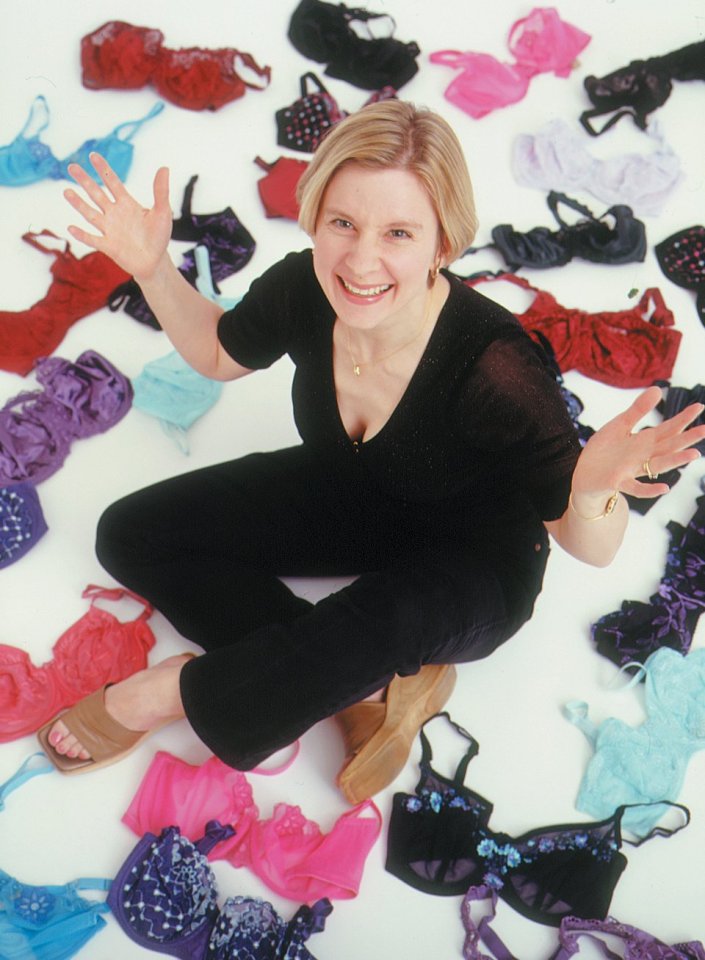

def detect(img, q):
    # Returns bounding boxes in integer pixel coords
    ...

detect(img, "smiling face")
[312,163,443,334]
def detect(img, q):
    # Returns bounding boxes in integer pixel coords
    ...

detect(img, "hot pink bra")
[430,7,590,118]
[122,748,382,903]
[0,586,155,742]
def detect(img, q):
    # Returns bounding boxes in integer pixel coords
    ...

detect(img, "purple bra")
[0,481,47,568]
[461,886,705,959]
[108,819,332,959]
[0,350,132,486]
[593,493,705,667]
[108,175,255,329]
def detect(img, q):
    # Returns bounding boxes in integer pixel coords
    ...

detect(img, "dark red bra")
[463,273,681,389]
[81,20,271,111]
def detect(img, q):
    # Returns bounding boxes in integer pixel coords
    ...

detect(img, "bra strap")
[114,100,165,142]
[618,800,690,847]
[0,752,55,810]
[562,700,599,746]
[21,229,69,257]
[180,174,199,219]
[74,877,113,897]
[250,738,301,776]
[21,94,51,139]
[637,287,675,328]
[342,6,395,40]
[232,51,271,91]
[461,884,518,960]
[546,190,598,227]
[300,71,328,96]
[419,711,479,787]
[82,583,154,622]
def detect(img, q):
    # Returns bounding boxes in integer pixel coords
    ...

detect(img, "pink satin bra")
[430,7,590,118]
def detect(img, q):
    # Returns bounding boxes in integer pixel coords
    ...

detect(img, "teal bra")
[566,646,705,837]
[0,96,164,186]
[0,753,111,960]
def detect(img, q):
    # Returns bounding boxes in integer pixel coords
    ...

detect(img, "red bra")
[81,20,271,111]
[0,586,155,742]
[465,273,682,388]
[0,231,129,377]
[254,156,309,220]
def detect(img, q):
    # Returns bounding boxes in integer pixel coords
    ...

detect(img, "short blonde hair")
[296,100,478,264]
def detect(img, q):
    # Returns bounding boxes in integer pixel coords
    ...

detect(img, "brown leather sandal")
[37,653,195,775]
[335,663,457,804]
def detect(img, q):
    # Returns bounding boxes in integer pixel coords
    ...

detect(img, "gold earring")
[429,262,440,284]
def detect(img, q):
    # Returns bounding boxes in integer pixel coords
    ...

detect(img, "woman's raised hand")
[571,385,705,503]
[64,152,172,283]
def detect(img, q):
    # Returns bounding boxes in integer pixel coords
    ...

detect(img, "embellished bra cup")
[655,225,705,326]
[287,0,420,90]
[81,20,271,111]
[109,819,332,959]
[384,714,685,927]
[580,39,705,135]
[0,481,47,569]
[486,191,647,271]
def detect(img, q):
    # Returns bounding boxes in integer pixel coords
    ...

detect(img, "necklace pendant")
[353,363,361,376]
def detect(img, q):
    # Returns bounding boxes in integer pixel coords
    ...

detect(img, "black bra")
[385,714,689,927]
[287,0,420,90]
[463,192,646,274]
[580,39,705,135]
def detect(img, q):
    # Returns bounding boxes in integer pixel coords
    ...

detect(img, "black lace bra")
[385,714,689,927]
[580,39,705,135]
[463,191,646,274]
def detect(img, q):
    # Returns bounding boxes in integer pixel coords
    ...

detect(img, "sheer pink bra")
[122,748,382,902]
[430,7,590,118]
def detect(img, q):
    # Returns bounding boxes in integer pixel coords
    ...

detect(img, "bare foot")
[47,653,193,760]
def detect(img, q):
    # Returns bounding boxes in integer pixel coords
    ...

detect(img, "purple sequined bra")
[0,349,132,486]
[0,481,47,568]
[385,714,688,927]
[108,819,332,959]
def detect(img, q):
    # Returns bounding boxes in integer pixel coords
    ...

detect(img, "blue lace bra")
[108,819,332,959]
[566,645,705,838]
[0,753,111,960]
[0,95,164,186]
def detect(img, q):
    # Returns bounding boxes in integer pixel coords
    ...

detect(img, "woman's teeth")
[341,279,392,297]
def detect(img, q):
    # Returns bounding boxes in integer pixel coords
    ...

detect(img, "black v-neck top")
[218,250,581,615]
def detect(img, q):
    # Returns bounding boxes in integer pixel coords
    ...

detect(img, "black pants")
[96,445,522,768]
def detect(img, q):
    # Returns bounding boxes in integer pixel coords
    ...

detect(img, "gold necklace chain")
[343,295,434,377]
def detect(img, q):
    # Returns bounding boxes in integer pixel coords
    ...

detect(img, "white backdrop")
[1,1,704,956]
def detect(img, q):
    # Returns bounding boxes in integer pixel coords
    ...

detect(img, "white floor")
[1,1,704,956]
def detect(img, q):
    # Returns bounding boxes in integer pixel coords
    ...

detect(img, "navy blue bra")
[0,96,164,186]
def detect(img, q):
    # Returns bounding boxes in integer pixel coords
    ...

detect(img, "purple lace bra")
[108,819,332,959]
[108,174,255,329]
[0,350,132,486]
[461,887,705,959]
[592,493,705,667]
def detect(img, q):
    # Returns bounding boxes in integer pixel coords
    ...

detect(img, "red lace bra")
[0,586,155,742]
[81,20,271,111]
[0,231,129,376]
[464,273,682,388]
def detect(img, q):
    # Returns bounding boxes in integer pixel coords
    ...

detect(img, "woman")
[39,101,704,803]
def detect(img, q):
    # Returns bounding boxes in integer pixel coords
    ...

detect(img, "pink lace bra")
[122,749,382,903]
[430,7,590,118]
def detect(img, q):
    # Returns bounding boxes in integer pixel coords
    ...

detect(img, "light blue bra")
[566,646,705,837]
[0,753,111,960]
[0,96,164,186]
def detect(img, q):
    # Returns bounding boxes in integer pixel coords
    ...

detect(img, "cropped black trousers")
[96,445,527,768]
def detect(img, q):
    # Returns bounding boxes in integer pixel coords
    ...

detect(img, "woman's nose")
[346,234,381,276]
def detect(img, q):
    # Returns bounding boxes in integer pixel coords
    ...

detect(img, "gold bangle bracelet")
[569,491,620,521]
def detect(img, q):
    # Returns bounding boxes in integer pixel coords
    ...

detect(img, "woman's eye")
[333,218,353,230]
[389,229,411,239]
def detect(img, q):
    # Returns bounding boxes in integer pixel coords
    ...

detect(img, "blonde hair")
[296,100,478,264]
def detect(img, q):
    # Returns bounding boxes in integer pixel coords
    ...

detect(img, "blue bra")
[566,646,705,837]
[0,753,111,960]
[108,819,332,959]
[0,96,164,186]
